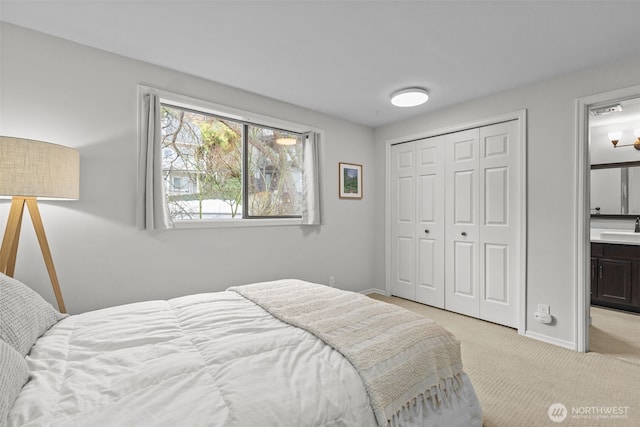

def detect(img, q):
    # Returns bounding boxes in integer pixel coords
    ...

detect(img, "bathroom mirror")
[591,161,640,217]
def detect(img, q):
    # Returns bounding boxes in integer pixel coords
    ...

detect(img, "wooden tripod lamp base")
[0,197,67,313]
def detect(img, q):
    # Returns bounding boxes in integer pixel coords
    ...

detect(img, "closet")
[389,120,522,328]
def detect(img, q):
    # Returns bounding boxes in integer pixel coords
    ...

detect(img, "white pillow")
[0,339,29,427]
[0,273,67,356]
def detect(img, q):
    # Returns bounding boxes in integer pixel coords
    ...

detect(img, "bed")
[1,275,482,427]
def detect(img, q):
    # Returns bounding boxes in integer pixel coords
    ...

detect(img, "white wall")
[0,23,377,313]
[373,54,640,348]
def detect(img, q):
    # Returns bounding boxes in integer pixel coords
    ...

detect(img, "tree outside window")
[160,104,302,220]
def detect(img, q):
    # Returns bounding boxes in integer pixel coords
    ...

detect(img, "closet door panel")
[418,239,436,286]
[454,241,475,296]
[390,143,416,300]
[485,167,508,225]
[415,137,445,308]
[479,121,520,327]
[396,237,414,284]
[454,170,475,224]
[445,129,480,318]
[484,243,508,302]
[398,177,414,221]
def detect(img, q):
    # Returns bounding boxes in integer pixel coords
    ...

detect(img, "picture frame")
[339,162,363,199]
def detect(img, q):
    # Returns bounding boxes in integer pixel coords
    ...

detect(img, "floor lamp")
[0,136,80,313]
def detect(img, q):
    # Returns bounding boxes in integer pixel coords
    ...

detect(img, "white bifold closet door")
[444,128,480,317]
[390,137,445,307]
[415,137,445,307]
[390,142,416,300]
[391,119,520,328]
[445,121,520,327]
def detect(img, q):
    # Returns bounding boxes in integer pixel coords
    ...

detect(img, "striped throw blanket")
[228,279,464,426]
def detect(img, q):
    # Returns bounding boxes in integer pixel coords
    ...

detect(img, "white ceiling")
[1,1,640,128]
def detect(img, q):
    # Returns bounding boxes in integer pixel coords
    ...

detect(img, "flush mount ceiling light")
[590,103,623,116]
[390,88,429,107]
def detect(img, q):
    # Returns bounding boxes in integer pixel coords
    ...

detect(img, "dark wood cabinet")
[591,243,640,313]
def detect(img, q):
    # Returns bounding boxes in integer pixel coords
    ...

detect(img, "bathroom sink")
[600,231,640,243]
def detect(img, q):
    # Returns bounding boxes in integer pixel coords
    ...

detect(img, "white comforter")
[9,290,481,426]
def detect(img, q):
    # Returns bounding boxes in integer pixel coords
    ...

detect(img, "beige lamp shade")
[0,136,79,199]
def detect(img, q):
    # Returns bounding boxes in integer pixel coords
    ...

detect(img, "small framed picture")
[339,162,363,199]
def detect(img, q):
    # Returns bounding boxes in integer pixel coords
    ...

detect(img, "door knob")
[461,232,467,236]
[424,229,430,234]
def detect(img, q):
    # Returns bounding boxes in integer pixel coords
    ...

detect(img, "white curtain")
[301,132,322,225]
[137,92,173,230]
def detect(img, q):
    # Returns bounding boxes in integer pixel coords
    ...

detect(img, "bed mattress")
[8,289,482,426]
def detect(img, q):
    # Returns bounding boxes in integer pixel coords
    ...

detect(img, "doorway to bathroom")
[576,85,640,357]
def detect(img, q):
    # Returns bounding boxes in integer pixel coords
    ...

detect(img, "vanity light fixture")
[390,88,429,107]
[608,131,623,147]
[608,129,640,150]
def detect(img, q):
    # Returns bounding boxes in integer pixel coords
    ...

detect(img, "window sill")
[173,218,303,229]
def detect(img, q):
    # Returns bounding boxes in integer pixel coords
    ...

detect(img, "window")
[160,103,306,221]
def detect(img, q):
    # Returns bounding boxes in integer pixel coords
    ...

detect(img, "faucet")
[635,217,640,233]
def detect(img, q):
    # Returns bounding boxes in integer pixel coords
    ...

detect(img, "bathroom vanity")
[590,238,640,313]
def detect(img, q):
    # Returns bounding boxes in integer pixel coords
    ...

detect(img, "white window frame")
[139,85,323,229]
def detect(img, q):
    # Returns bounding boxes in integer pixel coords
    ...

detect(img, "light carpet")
[370,294,640,427]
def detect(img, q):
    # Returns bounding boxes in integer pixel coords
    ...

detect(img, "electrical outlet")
[537,304,550,315]
[534,312,552,324]
[329,276,335,287]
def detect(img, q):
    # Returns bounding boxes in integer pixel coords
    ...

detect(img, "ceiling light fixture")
[390,88,429,107]
[590,104,623,116]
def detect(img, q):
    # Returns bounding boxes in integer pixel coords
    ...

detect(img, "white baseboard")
[525,330,576,351]
[360,288,387,296]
